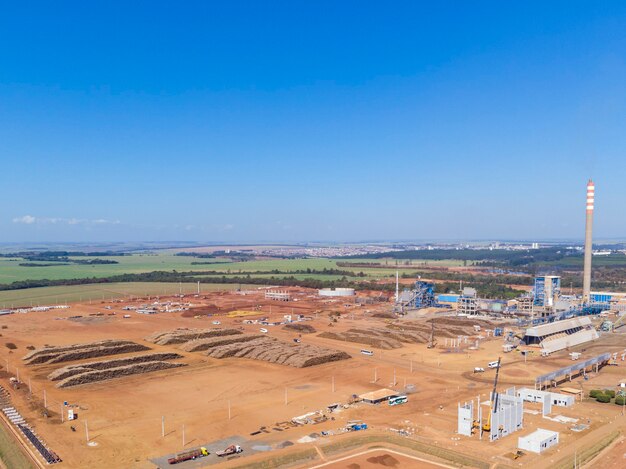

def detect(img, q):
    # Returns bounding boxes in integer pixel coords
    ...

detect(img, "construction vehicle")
[427,321,436,349]
[482,357,502,434]
[168,447,209,464]
[216,445,243,457]
[347,423,368,431]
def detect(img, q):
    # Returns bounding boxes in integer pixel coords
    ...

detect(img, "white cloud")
[12,215,36,224]
[12,216,121,226]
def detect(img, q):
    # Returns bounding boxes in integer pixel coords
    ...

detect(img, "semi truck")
[167,447,209,464]
[216,445,243,457]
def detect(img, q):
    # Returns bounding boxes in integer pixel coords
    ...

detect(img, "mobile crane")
[482,356,501,434]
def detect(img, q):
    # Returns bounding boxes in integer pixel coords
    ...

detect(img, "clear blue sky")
[1,1,625,243]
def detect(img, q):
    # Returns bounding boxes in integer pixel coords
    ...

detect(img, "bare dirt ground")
[313,449,453,468]
[0,288,624,468]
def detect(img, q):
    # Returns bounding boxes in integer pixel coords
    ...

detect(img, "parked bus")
[388,395,408,406]
[360,349,374,356]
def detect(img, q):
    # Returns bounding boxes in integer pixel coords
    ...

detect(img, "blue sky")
[1,1,625,243]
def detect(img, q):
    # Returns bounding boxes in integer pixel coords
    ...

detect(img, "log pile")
[48,353,183,381]
[146,328,242,345]
[55,361,186,388]
[199,334,350,368]
[23,340,150,365]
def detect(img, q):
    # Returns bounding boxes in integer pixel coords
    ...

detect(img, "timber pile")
[180,335,264,352]
[318,327,429,349]
[146,328,242,345]
[282,323,316,334]
[187,334,350,368]
[23,340,150,365]
[56,361,186,388]
[48,353,183,381]
[388,318,495,338]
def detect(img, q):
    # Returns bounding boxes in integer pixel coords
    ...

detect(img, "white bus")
[360,349,374,356]
[388,395,408,406]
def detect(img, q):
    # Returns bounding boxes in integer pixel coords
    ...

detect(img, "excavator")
[482,356,502,434]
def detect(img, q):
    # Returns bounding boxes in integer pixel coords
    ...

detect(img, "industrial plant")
[0,179,624,469]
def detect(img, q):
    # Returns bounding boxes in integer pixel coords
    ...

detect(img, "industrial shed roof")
[359,388,398,402]
[525,317,592,338]
[540,329,599,353]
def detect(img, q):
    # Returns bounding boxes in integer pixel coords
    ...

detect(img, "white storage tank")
[318,288,355,297]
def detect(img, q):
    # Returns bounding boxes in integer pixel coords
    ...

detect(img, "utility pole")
[61,404,64,423]
[162,416,165,437]
[43,389,47,409]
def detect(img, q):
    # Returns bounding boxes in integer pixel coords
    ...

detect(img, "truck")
[347,423,368,431]
[216,445,243,457]
[167,447,209,464]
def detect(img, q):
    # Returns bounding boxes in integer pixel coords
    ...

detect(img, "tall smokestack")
[583,179,595,302]
[395,270,399,303]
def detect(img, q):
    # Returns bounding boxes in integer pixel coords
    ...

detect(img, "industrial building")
[515,296,534,315]
[458,387,524,442]
[521,317,599,354]
[457,401,474,436]
[394,281,445,313]
[457,288,478,315]
[438,294,460,303]
[518,429,559,454]
[264,290,290,301]
[515,388,574,407]
[590,291,626,311]
[533,276,561,308]
[318,288,355,297]
[486,390,524,442]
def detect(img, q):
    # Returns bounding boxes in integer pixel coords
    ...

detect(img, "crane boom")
[482,357,501,434]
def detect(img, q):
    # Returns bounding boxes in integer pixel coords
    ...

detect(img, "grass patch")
[0,420,36,469]
[552,430,620,469]
[232,447,318,469]
[320,433,490,469]
[0,282,255,308]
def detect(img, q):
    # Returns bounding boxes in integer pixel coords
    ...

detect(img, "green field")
[0,421,35,469]
[193,273,350,281]
[538,255,626,268]
[0,253,470,285]
[0,253,477,307]
[338,258,469,267]
[0,255,337,283]
[0,282,252,308]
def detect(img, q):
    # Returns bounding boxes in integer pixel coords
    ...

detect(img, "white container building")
[518,428,559,453]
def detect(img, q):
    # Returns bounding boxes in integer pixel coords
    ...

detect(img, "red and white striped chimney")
[583,179,594,302]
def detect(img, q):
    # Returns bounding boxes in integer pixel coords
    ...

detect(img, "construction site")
[0,181,625,468]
